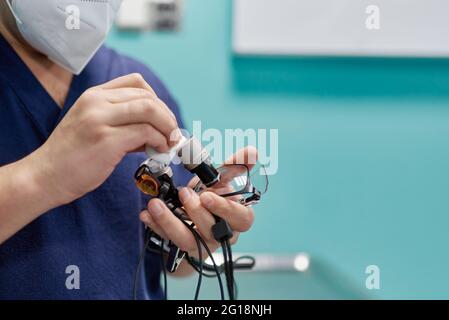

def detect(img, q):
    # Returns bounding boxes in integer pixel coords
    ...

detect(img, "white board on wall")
[233,0,449,57]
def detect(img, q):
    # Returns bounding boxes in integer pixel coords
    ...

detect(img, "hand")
[29,73,181,206]
[139,147,257,263]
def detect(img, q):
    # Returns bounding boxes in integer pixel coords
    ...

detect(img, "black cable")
[188,230,203,300]
[221,242,232,300]
[137,219,223,300]
[133,229,151,300]
[133,218,228,300]
[188,255,249,300]
[188,255,255,275]
[226,239,235,300]
[159,238,167,300]
[185,223,224,300]
[179,219,225,300]
[135,228,201,300]
[187,256,221,278]
[221,241,234,300]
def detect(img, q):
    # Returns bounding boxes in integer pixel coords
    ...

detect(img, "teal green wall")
[108,0,449,299]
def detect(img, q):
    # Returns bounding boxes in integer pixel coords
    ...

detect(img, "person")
[0,0,256,299]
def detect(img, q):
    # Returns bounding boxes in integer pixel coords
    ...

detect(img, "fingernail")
[201,193,214,208]
[170,129,182,145]
[149,200,164,218]
[140,212,150,224]
[179,187,191,204]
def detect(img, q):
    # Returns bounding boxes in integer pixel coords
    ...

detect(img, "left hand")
[139,147,257,261]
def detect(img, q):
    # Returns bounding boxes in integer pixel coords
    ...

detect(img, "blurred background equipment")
[168,253,371,300]
[233,0,449,57]
[204,253,311,273]
[116,0,183,31]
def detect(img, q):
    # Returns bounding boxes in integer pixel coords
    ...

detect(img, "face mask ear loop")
[6,0,23,25]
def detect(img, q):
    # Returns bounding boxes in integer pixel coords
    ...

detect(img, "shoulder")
[97,46,174,104]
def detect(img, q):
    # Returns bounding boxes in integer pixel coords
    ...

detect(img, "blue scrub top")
[0,34,191,299]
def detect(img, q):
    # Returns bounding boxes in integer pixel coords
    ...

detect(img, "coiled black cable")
[178,219,225,300]
[134,223,225,300]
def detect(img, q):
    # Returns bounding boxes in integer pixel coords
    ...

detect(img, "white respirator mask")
[6,0,123,75]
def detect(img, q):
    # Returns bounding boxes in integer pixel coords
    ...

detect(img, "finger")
[103,88,155,103]
[225,146,259,170]
[200,192,255,232]
[103,88,176,122]
[179,188,216,242]
[110,123,169,153]
[229,232,240,246]
[139,210,169,239]
[147,199,199,254]
[187,176,200,189]
[105,99,180,144]
[98,73,156,95]
[210,185,242,202]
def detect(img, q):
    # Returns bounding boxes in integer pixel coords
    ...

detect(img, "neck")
[0,4,73,108]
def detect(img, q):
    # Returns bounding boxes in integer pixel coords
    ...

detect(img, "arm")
[0,153,62,243]
[0,74,180,245]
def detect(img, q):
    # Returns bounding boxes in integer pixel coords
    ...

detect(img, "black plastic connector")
[212,219,234,242]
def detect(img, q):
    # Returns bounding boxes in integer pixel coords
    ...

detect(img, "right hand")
[28,73,181,206]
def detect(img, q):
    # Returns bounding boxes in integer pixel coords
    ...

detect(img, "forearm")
[0,152,61,244]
